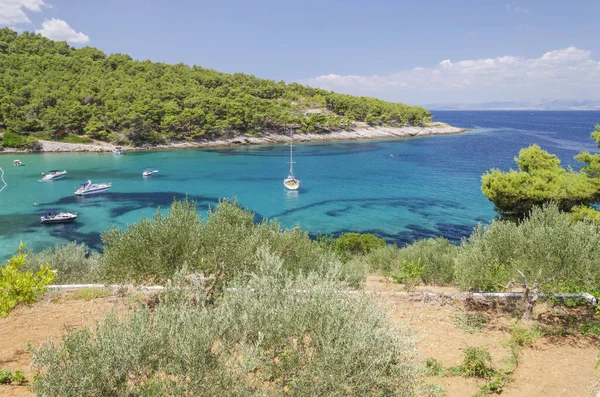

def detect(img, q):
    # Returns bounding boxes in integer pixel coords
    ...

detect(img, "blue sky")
[2,0,600,105]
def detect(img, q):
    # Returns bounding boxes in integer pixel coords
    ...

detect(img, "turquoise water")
[1,111,599,260]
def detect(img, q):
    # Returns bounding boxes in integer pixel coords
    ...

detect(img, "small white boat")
[41,170,67,181]
[13,160,22,166]
[142,168,158,177]
[40,210,77,224]
[283,129,300,190]
[112,146,124,155]
[74,180,111,195]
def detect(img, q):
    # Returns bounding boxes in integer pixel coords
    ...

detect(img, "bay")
[0,110,599,260]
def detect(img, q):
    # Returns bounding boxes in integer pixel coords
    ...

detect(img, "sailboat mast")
[289,128,294,175]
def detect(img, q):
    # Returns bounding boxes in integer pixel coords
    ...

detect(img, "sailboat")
[283,129,300,190]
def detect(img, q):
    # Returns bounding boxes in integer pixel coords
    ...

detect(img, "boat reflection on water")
[283,189,299,208]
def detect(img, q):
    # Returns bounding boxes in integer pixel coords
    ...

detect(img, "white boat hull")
[283,178,300,190]
[40,212,77,224]
[75,187,111,195]
[143,170,158,177]
[42,171,67,181]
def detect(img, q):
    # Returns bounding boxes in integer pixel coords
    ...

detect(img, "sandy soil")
[1,278,598,396]
[0,294,127,396]
[366,276,600,397]
[0,123,466,154]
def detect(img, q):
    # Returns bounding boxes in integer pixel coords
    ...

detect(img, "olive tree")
[455,204,600,320]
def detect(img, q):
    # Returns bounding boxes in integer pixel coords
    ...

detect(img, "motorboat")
[40,210,77,224]
[142,168,158,177]
[283,129,300,190]
[41,170,67,181]
[13,160,22,166]
[112,146,124,155]
[74,180,111,195]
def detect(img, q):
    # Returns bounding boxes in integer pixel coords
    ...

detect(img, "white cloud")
[35,18,89,43]
[506,4,529,14]
[304,47,600,104]
[0,0,47,24]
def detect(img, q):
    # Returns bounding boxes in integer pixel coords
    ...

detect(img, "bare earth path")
[366,277,600,397]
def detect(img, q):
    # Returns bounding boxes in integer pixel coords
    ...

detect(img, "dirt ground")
[366,277,600,397]
[0,279,599,396]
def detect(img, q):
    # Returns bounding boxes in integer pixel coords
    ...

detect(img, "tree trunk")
[522,285,538,321]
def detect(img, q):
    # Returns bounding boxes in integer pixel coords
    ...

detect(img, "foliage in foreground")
[455,204,600,320]
[365,237,457,285]
[30,249,420,396]
[482,125,600,221]
[328,232,386,260]
[0,28,431,147]
[0,243,54,317]
[25,242,100,284]
[99,199,365,287]
[0,368,26,385]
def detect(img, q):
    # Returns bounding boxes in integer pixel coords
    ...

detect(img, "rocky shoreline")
[0,122,467,153]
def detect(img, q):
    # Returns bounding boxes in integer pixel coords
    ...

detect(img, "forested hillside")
[0,29,431,148]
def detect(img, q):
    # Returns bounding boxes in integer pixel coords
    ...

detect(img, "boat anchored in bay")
[112,146,124,155]
[40,210,77,224]
[74,180,111,195]
[283,129,300,191]
[143,168,158,177]
[41,170,67,181]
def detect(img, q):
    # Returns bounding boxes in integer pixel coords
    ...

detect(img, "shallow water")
[0,110,599,260]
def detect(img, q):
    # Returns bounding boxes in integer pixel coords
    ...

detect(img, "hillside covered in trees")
[0,29,431,148]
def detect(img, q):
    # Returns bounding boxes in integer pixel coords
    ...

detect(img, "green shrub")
[458,346,495,379]
[57,133,93,144]
[363,244,400,274]
[30,248,421,396]
[0,243,55,317]
[455,205,600,320]
[396,238,457,285]
[331,232,386,260]
[425,357,444,376]
[0,131,39,149]
[391,259,424,291]
[365,237,456,286]
[0,369,11,384]
[508,323,542,348]
[99,198,363,287]
[25,242,100,284]
[99,198,204,283]
[11,370,26,385]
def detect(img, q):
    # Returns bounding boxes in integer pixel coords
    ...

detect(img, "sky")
[1,0,600,105]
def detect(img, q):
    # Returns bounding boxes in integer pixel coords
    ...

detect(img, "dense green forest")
[0,29,431,148]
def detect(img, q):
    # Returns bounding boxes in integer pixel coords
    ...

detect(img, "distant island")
[426,99,600,111]
[0,29,463,152]
[0,28,463,151]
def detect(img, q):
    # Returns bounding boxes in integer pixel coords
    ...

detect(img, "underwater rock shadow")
[270,196,464,219]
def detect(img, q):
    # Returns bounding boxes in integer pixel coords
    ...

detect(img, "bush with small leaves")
[391,259,424,291]
[458,346,495,379]
[25,242,100,284]
[331,232,386,261]
[455,204,600,320]
[365,238,457,286]
[30,248,421,396]
[99,198,362,287]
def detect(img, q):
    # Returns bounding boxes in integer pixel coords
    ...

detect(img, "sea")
[0,111,599,261]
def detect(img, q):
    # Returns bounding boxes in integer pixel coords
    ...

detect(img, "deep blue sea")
[0,111,599,261]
